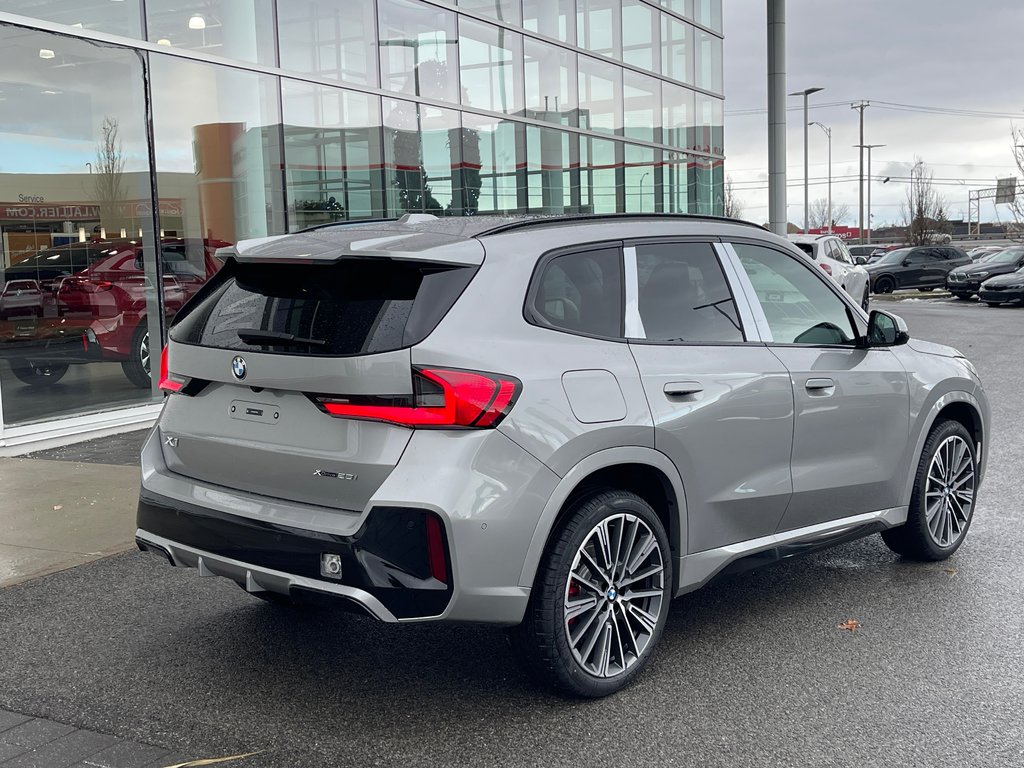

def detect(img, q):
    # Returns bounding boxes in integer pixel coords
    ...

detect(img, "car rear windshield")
[170,258,476,356]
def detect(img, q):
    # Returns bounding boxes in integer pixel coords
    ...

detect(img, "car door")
[625,240,795,553]
[726,241,911,531]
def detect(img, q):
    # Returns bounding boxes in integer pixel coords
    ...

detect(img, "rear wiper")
[236,328,326,347]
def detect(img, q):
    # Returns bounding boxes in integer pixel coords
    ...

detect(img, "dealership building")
[0,0,723,451]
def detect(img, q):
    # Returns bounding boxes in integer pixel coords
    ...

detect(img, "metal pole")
[852,101,868,243]
[858,143,885,244]
[767,0,787,235]
[827,129,832,233]
[803,93,809,233]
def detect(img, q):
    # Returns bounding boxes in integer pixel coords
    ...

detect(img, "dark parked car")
[946,246,1024,300]
[865,245,971,293]
[978,265,1024,307]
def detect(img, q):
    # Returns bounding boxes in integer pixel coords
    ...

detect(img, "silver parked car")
[137,214,989,698]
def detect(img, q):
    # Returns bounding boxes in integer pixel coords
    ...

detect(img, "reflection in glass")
[378,0,459,104]
[580,136,619,213]
[661,14,692,84]
[150,54,285,243]
[458,0,522,26]
[0,0,143,38]
[282,81,384,231]
[658,0,692,19]
[661,151,689,213]
[695,29,722,93]
[621,0,659,72]
[383,99,461,215]
[695,93,723,154]
[578,55,622,136]
[694,0,722,32]
[146,0,276,64]
[662,81,693,150]
[623,70,660,144]
[278,0,377,86]
[0,25,161,423]
[462,114,523,214]
[524,39,577,127]
[624,144,656,212]
[459,18,524,115]
[577,0,621,59]
[526,126,576,214]
[522,0,575,45]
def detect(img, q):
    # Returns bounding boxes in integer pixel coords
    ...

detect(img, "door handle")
[805,377,835,391]
[664,381,704,397]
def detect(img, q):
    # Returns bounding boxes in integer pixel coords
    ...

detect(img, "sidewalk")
[0,431,145,588]
[0,709,191,768]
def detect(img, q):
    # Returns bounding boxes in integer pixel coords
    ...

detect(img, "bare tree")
[900,158,949,245]
[94,116,127,235]
[807,198,851,229]
[722,176,744,219]
[1001,127,1024,240]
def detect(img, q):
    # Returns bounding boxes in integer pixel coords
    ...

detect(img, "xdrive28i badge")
[231,355,247,380]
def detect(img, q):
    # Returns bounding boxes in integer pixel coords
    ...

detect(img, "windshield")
[876,248,911,265]
[985,247,1024,264]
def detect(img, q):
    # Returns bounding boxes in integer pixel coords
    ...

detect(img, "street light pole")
[855,143,885,243]
[810,122,831,232]
[790,87,823,233]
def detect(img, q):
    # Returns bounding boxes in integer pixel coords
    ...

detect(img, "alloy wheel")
[563,513,665,678]
[140,331,150,375]
[924,435,975,548]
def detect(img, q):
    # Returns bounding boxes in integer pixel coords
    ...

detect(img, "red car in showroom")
[0,238,224,387]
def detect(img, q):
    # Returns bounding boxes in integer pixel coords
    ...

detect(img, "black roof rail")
[472,212,768,238]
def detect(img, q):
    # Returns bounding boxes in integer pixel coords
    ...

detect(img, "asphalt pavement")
[0,297,1021,768]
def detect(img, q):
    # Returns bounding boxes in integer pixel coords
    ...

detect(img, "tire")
[121,324,152,388]
[509,490,673,698]
[881,419,977,561]
[952,293,972,301]
[873,276,895,294]
[985,301,1002,308]
[9,359,69,386]
[860,287,870,312]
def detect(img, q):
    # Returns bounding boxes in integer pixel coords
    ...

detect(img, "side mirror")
[863,310,910,347]
[854,255,867,265]
[901,259,912,267]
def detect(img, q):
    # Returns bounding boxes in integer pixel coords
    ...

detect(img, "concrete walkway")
[0,456,140,588]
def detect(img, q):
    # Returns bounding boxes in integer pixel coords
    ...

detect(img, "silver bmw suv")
[137,214,989,697]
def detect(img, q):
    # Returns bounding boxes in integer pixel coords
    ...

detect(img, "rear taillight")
[819,262,833,276]
[158,345,185,393]
[312,367,521,429]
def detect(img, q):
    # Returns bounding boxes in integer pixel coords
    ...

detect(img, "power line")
[725,99,1024,121]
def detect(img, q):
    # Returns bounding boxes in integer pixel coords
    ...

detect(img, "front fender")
[517,446,687,591]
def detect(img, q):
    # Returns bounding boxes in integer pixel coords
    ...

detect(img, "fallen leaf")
[944,568,957,577]
[52,504,63,511]
[837,619,861,632]
[162,752,262,768]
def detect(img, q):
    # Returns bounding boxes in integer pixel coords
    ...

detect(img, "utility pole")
[811,122,831,232]
[791,87,823,233]
[859,144,885,243]
[851,101,869,243]
[767,0,787,235]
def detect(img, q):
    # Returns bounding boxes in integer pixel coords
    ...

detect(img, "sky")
[722,0,1024,228]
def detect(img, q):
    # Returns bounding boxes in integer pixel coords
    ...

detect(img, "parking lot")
[0,297,1021,768]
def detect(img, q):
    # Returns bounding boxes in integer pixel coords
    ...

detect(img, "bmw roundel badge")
[231,355,247,380]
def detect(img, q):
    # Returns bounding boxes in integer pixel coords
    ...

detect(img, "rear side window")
[171,259,476,356]
[528,247,623,338]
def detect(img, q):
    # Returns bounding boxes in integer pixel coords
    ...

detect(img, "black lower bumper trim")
[137,491,452,620]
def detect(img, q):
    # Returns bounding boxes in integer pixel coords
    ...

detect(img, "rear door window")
[634,242,744,343]
[171,259,476,356]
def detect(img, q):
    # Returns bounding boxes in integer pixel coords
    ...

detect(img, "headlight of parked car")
[974,271,989,278]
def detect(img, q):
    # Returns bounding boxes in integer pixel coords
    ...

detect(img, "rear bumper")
[137,490,452,620]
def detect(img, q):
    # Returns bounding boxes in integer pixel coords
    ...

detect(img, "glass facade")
[0,0,723,435]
